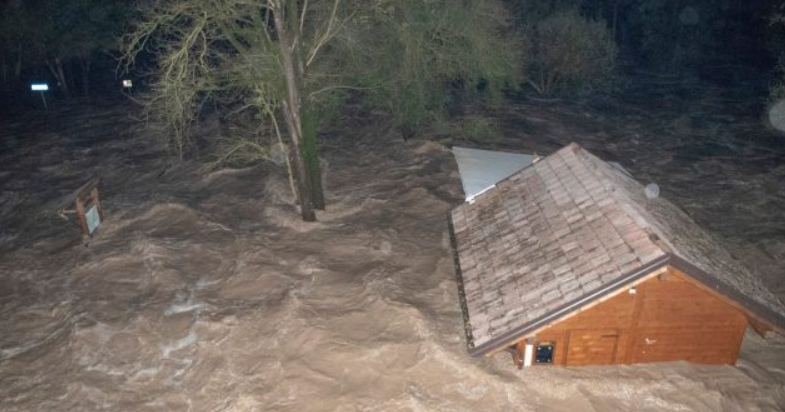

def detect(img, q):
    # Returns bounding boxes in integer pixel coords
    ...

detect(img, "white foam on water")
[161,330,197,358]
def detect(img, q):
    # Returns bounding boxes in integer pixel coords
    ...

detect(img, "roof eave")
[447,211,477,350]
[464,253,785,358]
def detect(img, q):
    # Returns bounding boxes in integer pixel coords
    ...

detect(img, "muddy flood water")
[1,74,785,411]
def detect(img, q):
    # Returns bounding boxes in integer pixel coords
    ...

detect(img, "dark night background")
[0,0,783,110]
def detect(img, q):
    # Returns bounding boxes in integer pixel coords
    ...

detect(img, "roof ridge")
[570,146,785,321]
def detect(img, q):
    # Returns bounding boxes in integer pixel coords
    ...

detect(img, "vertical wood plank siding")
[520,266,748,366]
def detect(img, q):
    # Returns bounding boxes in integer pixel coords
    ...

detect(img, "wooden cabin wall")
[519,267,748,366]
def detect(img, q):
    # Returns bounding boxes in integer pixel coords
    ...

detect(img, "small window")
[535,342,554,364]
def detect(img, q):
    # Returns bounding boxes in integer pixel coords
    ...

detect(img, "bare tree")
[122,0,523,221]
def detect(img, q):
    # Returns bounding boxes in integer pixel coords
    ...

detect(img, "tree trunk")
[302,106,325,210]
[1,54,7,88]
[57,58,70,98]
[80,54,91,97]
[611,0,619,41]
[272,0,316,221]
[14,44,22,78]
[288,0,325,211]
[47,57,71,98]
[66,59,77,96]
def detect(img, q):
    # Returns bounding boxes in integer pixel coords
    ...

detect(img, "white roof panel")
[452,147,533,202]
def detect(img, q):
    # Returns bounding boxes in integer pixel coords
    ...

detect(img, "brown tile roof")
[450,143,785,356]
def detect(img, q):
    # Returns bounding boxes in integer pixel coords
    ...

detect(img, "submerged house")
[449,143,785,367]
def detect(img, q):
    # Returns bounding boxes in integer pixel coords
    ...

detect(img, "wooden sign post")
[31,83,49,110]
[57,178,104,240]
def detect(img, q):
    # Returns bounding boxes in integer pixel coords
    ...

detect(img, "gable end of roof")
[669,254,785,335]
[463,253,785,357]
[466,255,670,357]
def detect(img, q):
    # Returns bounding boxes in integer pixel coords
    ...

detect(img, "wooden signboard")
[57,178,104,239]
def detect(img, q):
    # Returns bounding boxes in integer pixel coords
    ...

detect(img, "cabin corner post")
[508,344,523,369]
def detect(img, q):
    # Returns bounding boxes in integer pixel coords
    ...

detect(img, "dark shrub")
[527,10,617,96]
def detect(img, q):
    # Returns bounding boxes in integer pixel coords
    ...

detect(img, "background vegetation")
[2,0,785,219]
[121,0,523,220]
[769,2,785,99]
[526,9,616,95]
[0,0,132,99]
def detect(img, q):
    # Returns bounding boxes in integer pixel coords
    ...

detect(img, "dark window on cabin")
[535,343,554,364]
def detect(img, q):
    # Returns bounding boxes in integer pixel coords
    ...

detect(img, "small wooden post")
[509,344,523,369]
[89,187,104,223]
[74,197,89,236]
